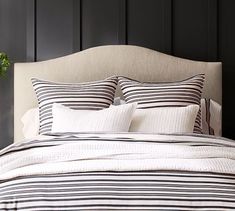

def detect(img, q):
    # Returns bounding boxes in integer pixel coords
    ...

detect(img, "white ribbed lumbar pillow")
[51,103,137,133]
[130,105,199,133]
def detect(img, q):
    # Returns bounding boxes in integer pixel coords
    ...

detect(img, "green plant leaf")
[0,52,10,77]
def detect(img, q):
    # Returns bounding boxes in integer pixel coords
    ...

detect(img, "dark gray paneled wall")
[219,0,235,139]
[0,0,27,149]
[82,0,120,49]
[37,0,74,60]
[0,0,235,148]
[127,0,172,54]
[173,0,218,61]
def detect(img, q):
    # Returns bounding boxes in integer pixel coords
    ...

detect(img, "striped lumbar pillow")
[32,77,118,135]
[118,74,205,133]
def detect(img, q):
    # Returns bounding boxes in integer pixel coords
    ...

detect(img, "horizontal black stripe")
[6,204,235,209]
[1,133,235,210]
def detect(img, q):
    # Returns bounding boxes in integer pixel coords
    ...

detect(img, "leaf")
[0,52,10,77]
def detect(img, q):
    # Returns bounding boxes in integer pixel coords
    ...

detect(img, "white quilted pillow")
[130,105,199,134]
[51,103,137,133]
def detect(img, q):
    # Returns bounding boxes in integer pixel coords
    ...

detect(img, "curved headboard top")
[14,45,222,141]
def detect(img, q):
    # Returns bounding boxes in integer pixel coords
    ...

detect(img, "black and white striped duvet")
[1,133,235,210]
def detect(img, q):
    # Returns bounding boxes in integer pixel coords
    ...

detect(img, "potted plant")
[0,52,10,77]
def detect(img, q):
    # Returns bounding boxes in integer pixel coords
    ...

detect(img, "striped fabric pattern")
[202,98,215,135]
[201,98,222,136]
[1,171,235,210]
[32,77,118,134]
[1,133,235,210]
[118,74,205,133]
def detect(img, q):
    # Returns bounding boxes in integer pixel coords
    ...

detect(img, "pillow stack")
[32,77,118,134]
[118,74,205,133]
[27,74,206,137]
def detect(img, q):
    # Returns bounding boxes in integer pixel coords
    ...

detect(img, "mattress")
[1,133,235,210]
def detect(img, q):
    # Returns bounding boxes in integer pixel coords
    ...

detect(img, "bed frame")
[14,45,222,142]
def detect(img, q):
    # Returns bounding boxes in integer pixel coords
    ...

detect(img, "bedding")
[21,107,39,139]
[201,98,222,136]
[118,74,205,133]
[31,77,118,135]
[51,103,137,133]
[129,105,199,133]
[21,97,123,139]
[21,98,222,139]
[1,132,235,210]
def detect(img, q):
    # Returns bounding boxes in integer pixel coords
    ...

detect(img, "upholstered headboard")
[14,45,222,142]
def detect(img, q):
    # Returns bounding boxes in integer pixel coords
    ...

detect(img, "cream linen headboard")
[14,45,222,142]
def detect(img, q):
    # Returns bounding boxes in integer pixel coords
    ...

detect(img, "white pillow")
[20,98,124,138]
[129,105,199,133]
[21,107,39,138]
[21,103,199,136]
[51,103,137,133]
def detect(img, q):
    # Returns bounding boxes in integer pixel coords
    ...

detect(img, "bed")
[1,45,234,210]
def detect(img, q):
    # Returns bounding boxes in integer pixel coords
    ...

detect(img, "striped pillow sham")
[201,98,222,136]
[32,77,118,135]
[118,74,205,133]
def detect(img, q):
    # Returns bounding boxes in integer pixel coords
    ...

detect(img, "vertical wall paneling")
[73,0,81,52]
[0,0,27,149]
[26,0,36,61]
[207,0,218,61]
[127,0,172,53]
[82,0,119,50]
[162,0,172,54]
[173,0,213,61]
[172,0,218,61]
[219,0,235,139]
[118,0,127,44]
[36,0,74,61]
